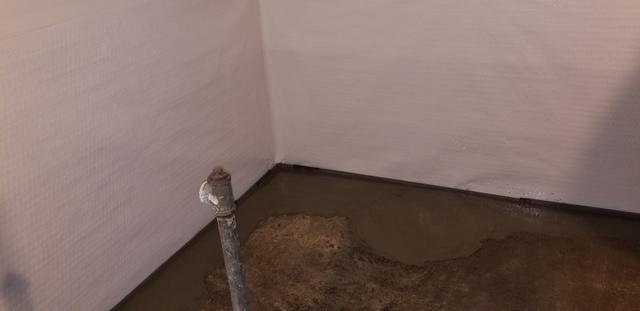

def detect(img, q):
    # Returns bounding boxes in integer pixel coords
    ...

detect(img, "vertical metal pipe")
[199,167,249,311]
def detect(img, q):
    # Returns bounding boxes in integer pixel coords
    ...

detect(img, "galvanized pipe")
[199,167,248,311]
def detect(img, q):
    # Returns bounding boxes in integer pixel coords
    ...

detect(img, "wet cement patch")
[199,215,640,311]
[115,168,640,310]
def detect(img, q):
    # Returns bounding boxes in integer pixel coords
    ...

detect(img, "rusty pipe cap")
[207,166,231,185]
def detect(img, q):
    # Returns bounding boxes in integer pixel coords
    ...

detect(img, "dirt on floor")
[196,215,640,311]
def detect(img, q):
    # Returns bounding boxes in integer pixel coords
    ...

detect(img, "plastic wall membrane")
[0,0,272,309]
[3,0,640,309]
[260,0,640,213]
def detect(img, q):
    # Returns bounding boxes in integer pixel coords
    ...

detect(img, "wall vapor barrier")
[260,0,640,214]
[3,0,640,309]
[1,0,272,309]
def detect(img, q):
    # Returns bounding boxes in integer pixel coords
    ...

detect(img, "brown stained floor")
[202,215,640,311]
[115,167,640,311]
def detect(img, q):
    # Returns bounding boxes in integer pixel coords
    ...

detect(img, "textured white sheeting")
[0,0,273,309]
[260,0,640,213]
[3,0,640,308]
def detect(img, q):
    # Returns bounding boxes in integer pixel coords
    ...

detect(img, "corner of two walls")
[1,0,274,309]
[3,0,640,309]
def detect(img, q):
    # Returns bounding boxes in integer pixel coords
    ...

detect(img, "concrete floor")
[115,166,640,310]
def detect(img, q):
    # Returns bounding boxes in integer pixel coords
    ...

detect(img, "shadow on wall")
[0,204,33,311]
[3,272,33,311]
[570,59,640,213]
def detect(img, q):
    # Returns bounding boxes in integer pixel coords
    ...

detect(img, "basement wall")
[0,0,273,309]
[260,0,640,213]
[3,0,640,309]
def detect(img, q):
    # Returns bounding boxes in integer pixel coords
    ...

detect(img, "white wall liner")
[1,0,273,309]
[3,0,640,309]
[259,0,640,214]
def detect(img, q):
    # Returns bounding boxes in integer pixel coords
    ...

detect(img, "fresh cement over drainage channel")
[116,166,640,310]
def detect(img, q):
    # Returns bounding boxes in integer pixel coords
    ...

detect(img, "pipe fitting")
[198,166,248,311]
[198,167,236,217]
